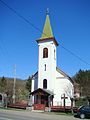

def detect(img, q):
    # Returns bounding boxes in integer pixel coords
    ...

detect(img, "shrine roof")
[30,88,54,96]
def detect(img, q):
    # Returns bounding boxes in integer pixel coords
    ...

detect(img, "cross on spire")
[46,8,49,15]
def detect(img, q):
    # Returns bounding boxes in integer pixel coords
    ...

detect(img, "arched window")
[43,48,48,58]
[43,79,47,89]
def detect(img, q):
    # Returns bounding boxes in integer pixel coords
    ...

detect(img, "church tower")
[30,10,74,109]
[37,11,58,91]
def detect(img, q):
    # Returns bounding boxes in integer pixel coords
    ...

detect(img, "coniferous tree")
[26,76,32,92]
[0,76,7,92]
[73,69,90,97]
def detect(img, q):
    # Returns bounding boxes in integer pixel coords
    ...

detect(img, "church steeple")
[41,9,54,39]
[37,9,58,46]
[37,9,58,91]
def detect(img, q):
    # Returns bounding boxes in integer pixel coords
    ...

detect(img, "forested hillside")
[73,69,90,97]
[0,76,29,103]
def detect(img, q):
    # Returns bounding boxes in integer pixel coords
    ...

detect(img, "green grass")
[0,107,25,111]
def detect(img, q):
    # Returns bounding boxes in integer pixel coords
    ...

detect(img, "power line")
[0,0,90,66]
[60,44,90,66]
[0,0,45,35]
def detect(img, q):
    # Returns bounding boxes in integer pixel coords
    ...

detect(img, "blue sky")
[0,0,90,79]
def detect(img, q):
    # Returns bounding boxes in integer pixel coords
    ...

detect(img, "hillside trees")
[0,77,28,103]
[16,80,29,101]
[73,69,90,97]
[26,76,32,92]
[0,76,7,93]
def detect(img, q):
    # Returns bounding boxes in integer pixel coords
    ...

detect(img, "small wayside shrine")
[30,10,74,111]
[0,93,7,107]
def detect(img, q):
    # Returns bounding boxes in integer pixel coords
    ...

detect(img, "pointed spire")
[40,9,54,39]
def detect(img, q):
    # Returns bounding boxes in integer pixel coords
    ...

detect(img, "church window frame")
[43,79,47,89]
[54,49,56,60]
[43,48,48,58]
[44,64,46,71]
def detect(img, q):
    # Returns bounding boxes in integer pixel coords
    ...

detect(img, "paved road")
[0,109,89,120]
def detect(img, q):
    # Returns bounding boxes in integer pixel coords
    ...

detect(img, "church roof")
[41,13,53,39]
[36,37,58,46]
[56,67,74,84]
[32,67,74,84]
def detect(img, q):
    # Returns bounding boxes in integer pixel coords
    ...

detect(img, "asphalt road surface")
[0,109,89,120]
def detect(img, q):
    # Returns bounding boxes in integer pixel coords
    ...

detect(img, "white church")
[30,11,74,110]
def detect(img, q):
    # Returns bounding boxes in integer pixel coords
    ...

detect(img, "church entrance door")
[34,95,48,110]
[30,88,54,110]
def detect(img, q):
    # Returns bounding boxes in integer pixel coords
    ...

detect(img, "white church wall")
[34,73,38,90]
[38,40,56,91]
[31,73,38,105]
[53,70,74,106]
[31,78,34,92]
[56,69,64,78]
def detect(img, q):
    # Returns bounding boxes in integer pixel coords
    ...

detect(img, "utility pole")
[13,65,16,104]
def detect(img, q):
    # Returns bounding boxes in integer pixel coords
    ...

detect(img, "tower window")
[54,49,56,60]
[43,48,48,58]
[44,64,46,71]
[43,79,47,89]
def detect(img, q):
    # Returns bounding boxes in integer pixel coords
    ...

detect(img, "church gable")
[56,68,64,78]
[56,67,74,84]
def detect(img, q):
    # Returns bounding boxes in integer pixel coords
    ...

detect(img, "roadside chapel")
[0,93,7,107]
[30,10,74,110]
